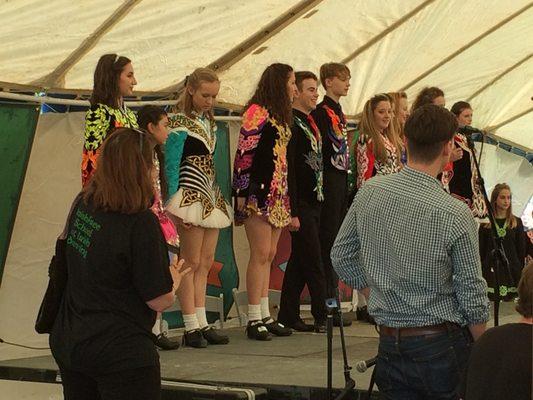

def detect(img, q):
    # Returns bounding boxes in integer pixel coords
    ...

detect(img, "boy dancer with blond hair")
[310,63,352,326]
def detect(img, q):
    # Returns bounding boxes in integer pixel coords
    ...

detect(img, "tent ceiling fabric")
[1,0,532,149]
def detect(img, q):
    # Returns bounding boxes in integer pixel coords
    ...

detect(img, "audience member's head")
[404,104,457,168]
[83,128,156,214]
[516,261,533,319]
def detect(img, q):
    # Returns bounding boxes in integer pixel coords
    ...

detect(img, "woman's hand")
[288,217,300,232]
[236,197,246,212]
[169,256,191,292]
[450,146,463,162]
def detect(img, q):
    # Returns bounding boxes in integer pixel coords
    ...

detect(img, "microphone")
[355,357,377,372]
[458,125,484,135]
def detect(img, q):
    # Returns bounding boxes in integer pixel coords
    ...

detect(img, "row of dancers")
[79,54,523,349]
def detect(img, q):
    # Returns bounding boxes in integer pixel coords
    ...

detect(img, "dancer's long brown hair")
[89,54,132,109]
[359,94,402,163]
[483,183,517,229]
[246,63,294,126]
[411,87,444,112]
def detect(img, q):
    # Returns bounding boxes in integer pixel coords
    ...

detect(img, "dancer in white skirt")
[165,68,232,348]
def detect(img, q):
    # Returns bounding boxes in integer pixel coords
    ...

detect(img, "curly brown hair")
[411,87,444,112]
[89,54,132,109]
[246,63,294,126]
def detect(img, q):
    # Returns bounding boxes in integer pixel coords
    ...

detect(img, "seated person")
[461,261,533,400]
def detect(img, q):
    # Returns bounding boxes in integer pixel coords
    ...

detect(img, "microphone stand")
[325,290,356,400]
[464,133,511,326]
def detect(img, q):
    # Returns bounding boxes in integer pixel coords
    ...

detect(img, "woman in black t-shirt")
[479,183,526,301]
[50,128,189,400]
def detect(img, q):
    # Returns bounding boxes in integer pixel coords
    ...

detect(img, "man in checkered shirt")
[332,104,489,399]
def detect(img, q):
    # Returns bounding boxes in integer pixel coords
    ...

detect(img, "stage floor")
[0,303,521,399]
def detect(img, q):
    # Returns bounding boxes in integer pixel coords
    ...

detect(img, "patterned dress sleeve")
[81,105,114,186]
[355,134,375,189]
[231,104,268,198]
[164,129,188,201]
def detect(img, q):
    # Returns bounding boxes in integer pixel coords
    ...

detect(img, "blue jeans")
[375,326,473,400]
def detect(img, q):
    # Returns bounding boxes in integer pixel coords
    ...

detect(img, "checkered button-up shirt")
[332,166,489,328]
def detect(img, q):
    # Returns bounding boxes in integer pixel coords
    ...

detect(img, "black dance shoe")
[262,318,292,336]
[246,321,272,341]
[155,332,180,350]
[288,320,315,332]
[201,326,229,345]
[182,329,208,348]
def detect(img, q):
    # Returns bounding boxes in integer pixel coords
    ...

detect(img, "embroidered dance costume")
[310,96,349,297]
[232,104,292,228]
[151,154,178,246]
[81,103,138,186]
[441,133,487,218]
[278,109,327,326]
[165,113,232,229]
[355,132,401,189]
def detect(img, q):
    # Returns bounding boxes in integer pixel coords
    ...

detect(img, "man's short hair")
[295,71,318,91]
[319,63,350,88]
[404,104,458,164]
[516,261,533,318]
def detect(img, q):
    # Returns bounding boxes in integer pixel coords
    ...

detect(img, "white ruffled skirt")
[166,186,233,229]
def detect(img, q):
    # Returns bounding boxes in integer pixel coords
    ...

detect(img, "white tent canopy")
[1,0,532,150]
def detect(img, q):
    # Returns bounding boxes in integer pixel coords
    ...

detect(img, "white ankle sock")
[152,318,161,335]
[260,297,273,322]
[183,313,200,332]
[248,304,262,322]
[196,307,208,329]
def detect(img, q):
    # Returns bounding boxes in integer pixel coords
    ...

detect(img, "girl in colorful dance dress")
[82,54,138,186]
[232,63,297,340]
[138,105,180,350]
[165,68,232,348]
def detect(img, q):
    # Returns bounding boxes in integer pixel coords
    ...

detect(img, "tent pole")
[467,53,533,101]
[160,0,325,95]
[30,0,143,88]
[399,3,533,92]
[341,0,437,64]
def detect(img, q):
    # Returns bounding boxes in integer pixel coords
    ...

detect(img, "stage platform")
[0,303,520,400]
